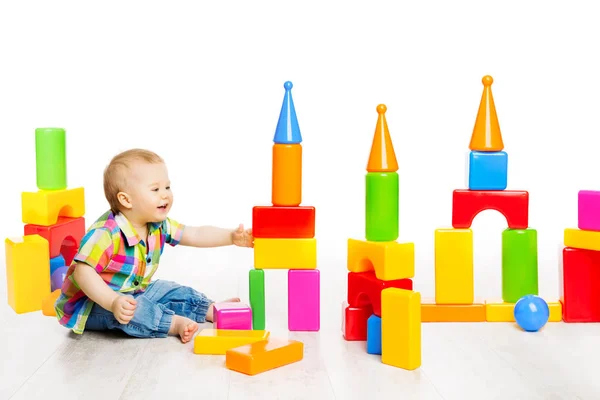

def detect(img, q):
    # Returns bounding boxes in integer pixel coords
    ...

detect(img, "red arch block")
[347,271,412,317]
[452,190,528,229]
[24,216,85,266]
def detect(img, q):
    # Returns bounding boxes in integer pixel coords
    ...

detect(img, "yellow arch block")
[381,288,421,370]
[194,329,270,354]
[254,238,316,269]
[347,239,414,281]
[5,235,50,314]
[22,187,85,226]
[435,228,474,304]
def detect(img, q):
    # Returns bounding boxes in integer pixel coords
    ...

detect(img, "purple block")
[578,190,600,231]
[288,269,320,331]
[213,302,252,330]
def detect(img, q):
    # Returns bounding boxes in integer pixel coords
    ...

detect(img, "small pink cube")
[213,302,252,330]
[578,190,600,231]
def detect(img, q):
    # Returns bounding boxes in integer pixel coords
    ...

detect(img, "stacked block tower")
[5,127,86,315]
[342,104,421,371]
[425,75,562,323]
[250,81,320,331]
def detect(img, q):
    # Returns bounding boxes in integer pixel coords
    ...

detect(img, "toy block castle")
[250,81,319,331]
[342,104,421,371]
[5,127,86,315]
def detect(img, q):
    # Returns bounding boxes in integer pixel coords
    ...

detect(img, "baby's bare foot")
[169,315,198,343]
[206,298,241,322]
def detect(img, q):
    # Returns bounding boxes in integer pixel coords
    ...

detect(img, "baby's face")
[126,161,173,223]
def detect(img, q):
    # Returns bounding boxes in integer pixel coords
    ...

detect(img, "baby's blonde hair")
[103,149,164,214]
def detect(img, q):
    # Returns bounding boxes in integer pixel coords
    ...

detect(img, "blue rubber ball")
[514,295,549,332]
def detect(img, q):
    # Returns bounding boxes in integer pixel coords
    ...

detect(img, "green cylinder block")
[366,172,399,241]
[502,228,538,303]
[249,269,265,330]
[35,127,67,190]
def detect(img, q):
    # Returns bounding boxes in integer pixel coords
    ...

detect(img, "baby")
[54,148,253,343]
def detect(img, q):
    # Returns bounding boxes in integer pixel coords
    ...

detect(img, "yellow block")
[42,289,61,317]
[22,187,85,226]
[347,239,414,281]
[381,288,421,370]
[254,238,316,269]
[485,299,562,322]
[194,329,270,354]
[5,235,50,313]
[435,229,474,304]
[564,228,600,251]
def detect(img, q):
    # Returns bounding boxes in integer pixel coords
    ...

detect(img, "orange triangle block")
[469,75,504,151]
[367,104,398,172]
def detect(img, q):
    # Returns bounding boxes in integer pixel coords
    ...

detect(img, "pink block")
[288,269,320,331]
[578,190,600,231]
[213,302,252,330]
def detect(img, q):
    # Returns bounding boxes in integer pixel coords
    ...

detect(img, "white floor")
[2,245,600,400]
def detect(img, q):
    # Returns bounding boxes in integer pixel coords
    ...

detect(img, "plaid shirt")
[55,210,186,334]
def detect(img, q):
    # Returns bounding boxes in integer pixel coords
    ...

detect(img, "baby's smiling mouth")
[158,204,168,209]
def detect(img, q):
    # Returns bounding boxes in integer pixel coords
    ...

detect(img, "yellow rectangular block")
[194,329,270,354]
[22,187,85,226]
[347,239,414,281]
[564,228,600,251]
[485,299,563,322]
[421,298,485,322]
[254,238,316,269]
[225,338,304,375]
[435,229,474,304]
[5,235,51,313]
[381,288,421,370]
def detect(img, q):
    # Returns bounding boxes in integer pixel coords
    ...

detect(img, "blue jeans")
[84,279,214,338]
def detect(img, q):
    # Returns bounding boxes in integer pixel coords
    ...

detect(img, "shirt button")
[134,281,139,286]
[146,257,151,263]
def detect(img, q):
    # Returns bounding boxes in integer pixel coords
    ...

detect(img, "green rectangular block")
[502,228,538,303]
[249,269,265,330]
[35,127,67,190]
[366,172,399,241]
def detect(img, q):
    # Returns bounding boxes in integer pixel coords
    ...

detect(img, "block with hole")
[347,271,412,317]
[24,216,85,265]
[452,189,528,229]
[21,187,85,226]
[347,239,414,281]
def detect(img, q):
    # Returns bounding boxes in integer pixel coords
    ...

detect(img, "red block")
[452,189,528,229]
[252,206,315,238]
[24,216,85,265]
[342,301,372,341]
[559,247,600,322]
[347,271,413,317]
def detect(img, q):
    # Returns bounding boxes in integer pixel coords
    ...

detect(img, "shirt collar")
[114,212,162,247]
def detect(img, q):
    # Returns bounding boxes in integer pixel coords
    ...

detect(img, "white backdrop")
[1,0,599,303]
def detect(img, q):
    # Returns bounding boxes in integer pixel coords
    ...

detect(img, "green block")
[366,172,399,241]
[249,269,265,330]
[35,127,67,190]
[502,228,538,303]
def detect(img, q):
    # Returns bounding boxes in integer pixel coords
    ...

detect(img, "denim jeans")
[84,279,213,338]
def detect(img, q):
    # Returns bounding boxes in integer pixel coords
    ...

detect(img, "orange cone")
[469,75,504,151]
[367,104,398,172]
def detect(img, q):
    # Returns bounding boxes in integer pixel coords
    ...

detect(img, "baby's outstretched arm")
[179,224,253,248]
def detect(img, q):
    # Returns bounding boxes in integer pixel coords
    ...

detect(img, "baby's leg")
[205,297,241,322]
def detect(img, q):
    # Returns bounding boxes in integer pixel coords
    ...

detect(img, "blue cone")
[273,81,302,144]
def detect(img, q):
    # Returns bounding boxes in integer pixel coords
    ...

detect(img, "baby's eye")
[166,186,171,190]
[152,188,159,192]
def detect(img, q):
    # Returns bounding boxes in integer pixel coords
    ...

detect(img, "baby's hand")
[111,295,137,324]
[232,224,254,248]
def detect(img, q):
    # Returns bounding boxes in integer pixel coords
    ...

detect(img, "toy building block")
[254,238,316,269]
[381,288,421,370]
[42,289,61,317]
[273,81,302,144]
[193,329,270,355]
[288,270,320,331]
[347,271,413,316]
[5,235,51,314]
[564,228,600,251]
[468,75,504,151]
[366,315,382,355]
[50,254,66,276]
[249,269,266,329]
[467,151,508,190]
[367,104,398,172]
[578,190,600,231]
[452,189,528,229]
[485,298,562,322]
[252,206,315,238]
[51,265,69,292]
[22,187,85,226]
[342,301,372,341]
[435,228,474,304]
[272,144,302,206]
[366,172,399,241]
[35,127,67,190]
[559,247,600,322]
[24,216,85,265]
[502,228,538,303]
[225,337,304,376]
[421,298,486,322]
[213,302,252,330]
[347,239,414,281]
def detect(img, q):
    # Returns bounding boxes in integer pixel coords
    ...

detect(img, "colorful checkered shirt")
[55,210,186,334]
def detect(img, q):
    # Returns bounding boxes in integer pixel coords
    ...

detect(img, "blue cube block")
[50,254,66,276]
[468,151,508,190]
[366,314,381,354]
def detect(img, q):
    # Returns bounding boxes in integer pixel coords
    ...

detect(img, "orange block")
[42,290,61,317]
[272,144,302,206]
[469,75,504,151]
[421,298,486,322]
[225,338,303,375]
[366,104,398,172]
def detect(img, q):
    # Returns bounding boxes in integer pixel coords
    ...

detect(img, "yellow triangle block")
[193,329,270,355]
[469,75,504,151]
